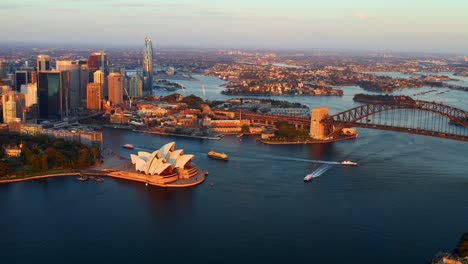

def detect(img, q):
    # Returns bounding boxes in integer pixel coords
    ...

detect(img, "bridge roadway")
[228,99,468,142]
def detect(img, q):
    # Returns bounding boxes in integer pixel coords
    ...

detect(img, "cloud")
[353,12,377,20]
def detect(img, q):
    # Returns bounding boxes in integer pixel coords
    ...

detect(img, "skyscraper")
[86,83,102,110]
[56,60,81,112]
[14,71,28,92]
[87,51,108,82]
[128,74,143,97]
[107,72,123,106]
[78,59,89,103]
[36,55,51,72]
[0,60,7,79]
[37,71,69,121]
[143,36,153,95]
[93,70,106,98]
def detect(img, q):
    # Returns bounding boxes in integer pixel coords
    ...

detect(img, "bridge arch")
[322,100,468,141]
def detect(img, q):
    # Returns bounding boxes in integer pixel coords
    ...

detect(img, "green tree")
[241,124,250,133]
[456,232,468,257]
[0,162,11,177]
[41,154,48,173]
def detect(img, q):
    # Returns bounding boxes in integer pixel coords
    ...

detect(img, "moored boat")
[207,150,229,161]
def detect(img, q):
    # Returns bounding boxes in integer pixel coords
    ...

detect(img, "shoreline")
[0,172,80,184]
[134,129,223,140]
[259,135,357,145]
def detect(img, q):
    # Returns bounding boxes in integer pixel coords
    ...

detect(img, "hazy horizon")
[1,0,467,54]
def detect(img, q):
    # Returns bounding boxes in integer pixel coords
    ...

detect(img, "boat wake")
[309,164,334,178]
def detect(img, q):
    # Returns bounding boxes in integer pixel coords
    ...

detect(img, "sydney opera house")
[107,142,205,187]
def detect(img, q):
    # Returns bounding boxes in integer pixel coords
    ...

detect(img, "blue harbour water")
[1,75,467,263]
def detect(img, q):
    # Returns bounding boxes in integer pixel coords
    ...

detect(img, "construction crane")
[123,86,133,109]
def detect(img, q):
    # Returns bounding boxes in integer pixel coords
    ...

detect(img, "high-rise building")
[36,55,51,72]
[0,59,7,79]
[86,83,102,110]
[37,71,69,121]
[143,37,153,95]
[309,107,329,140]
[56,60,81,112]
[1,89,14,123]
[14,71,28,92]
[128,74,143,97]
[107,72,123,106]
[78,59,89,103]
[87,51,108,82]
[21,83,38,107]
[4,100,16,124]
[93,70,106,98]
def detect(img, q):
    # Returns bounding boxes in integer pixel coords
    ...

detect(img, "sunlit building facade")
[309,107,329,140]
[108,72,123,106]
[86,83,101,110]
[36,55,51,72]
[143,37,153,95]
[128,74,143,97]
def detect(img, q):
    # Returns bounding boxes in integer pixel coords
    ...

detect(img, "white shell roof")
[129,142,194,175]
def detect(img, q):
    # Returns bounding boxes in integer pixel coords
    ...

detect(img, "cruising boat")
[341,160,357,166]
[304,173,316,182]
[122,144,135,149]
[207,150,229,161]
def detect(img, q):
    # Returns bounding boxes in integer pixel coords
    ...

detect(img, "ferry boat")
[304,173,317,182]
[207,150,229,161]
[122,143,134,149]
[341,160,357,166]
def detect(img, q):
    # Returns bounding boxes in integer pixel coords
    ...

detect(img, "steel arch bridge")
[321,100,468,142]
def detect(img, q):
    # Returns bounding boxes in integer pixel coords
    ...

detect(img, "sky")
[1,0,467,53]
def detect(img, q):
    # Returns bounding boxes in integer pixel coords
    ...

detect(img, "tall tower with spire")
[143,36,153,95]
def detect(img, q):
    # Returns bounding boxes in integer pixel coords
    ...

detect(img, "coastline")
[134,129,223,140]
[0,172,80,184]
[0,147,206,188]
[259,135,357,145]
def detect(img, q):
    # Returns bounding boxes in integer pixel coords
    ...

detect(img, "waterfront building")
[20,123,43,135]
[0,59,7,79]
[93,70,106,98]
[36,55,51,72]
[128,74,143,97]
[309,107,329,140]
[37,71,69,121]
[108,72,123,106]
[43,128,102,149]
[86,83,102,110]
[56,60,81,112]
[143,36,153,95]
[270,107,310,117]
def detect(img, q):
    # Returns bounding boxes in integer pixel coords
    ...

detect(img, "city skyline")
[1,0,467,53]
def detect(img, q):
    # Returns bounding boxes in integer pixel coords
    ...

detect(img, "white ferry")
[304,173,316,182]
[122,143,135,149]
[341,160,357,166]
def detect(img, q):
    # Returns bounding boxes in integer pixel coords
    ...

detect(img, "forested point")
[0,132,101,178]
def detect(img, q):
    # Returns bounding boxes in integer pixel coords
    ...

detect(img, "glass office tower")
[143,37,153,95]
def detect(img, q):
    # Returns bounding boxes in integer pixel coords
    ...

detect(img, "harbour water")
[1,75,467,263]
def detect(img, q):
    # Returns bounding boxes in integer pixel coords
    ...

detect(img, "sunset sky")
[1,0,467,52]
